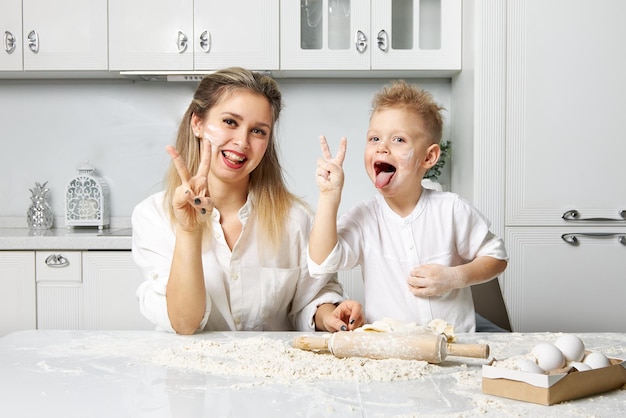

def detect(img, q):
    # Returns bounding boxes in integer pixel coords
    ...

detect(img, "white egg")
[517,358,545,374]
[531,342,565,372]
[569,361,592,372]
[583,351,611,369]
[554,334,585,362]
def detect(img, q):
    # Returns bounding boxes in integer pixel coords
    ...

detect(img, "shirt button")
[234,317,241,325]
[215,233,222,239]
[231,273,239,281]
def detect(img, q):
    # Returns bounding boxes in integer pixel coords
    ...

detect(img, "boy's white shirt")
[308,189,508,333]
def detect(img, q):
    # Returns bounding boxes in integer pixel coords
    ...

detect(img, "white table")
[0,330,624,417]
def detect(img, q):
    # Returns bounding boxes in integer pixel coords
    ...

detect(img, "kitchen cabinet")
[454,0,626,332]
[36,250,154,330]
[503,0,626,332]
[505,227,626,332]
[280,0,461,74]
[108,0,279,72]
[0,252,36,337]
[0,0,108,72]
[0,1,22,71]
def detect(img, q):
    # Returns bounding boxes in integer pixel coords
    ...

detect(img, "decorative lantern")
[65,161,110,230]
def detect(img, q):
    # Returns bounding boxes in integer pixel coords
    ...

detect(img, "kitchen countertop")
[0,330,624,417]
[0,227,132,250]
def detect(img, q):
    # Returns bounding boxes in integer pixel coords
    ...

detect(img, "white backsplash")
[0,77,451,227]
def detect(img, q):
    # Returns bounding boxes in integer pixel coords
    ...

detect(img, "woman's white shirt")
[132,191,343,333]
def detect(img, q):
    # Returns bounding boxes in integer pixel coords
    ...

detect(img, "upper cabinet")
[0,0,108,72]
[3,0,459,78]
[108,0,279,72]
[280,0,461,74]
[0,1,22,71]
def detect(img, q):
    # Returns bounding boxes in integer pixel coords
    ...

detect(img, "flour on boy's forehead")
[203,124,228,146]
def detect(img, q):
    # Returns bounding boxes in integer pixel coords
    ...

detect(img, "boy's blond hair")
[371,80,444,145]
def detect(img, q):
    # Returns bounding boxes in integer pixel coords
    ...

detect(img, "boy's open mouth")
[374,162,396,188]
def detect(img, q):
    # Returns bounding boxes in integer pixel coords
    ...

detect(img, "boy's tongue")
[375,171,395,188]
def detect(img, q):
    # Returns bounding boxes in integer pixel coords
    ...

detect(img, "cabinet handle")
[377,29,388,52]
[561,232,626,246]
[3,31,16,54]
[177,30,188,53]
[355,30,367,53]
[562,209,626,222]
[27,30,39,53]
[45,254,70,268]
[199,30,210,53]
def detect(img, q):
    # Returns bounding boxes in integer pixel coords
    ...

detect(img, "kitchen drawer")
[35,251,82,283]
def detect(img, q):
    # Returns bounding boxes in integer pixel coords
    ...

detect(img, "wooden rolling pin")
[292,332,489,364]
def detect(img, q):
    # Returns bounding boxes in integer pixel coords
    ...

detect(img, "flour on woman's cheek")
[203,124,229,147]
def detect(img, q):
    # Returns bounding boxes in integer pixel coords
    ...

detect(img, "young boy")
[308,80,508,332]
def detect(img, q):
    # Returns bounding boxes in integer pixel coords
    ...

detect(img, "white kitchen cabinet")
[108,0,279,72]
[504,0,626,332]
[454,0,626,332]
[36,250,153,331]
[0,0,23,71]
[21,0,108,71]
[0,252,37,337]
[280,0,461,73]
[505,227,626,333]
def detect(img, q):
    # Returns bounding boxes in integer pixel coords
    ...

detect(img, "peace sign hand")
[166,138,214,232]
[315,135,347,194]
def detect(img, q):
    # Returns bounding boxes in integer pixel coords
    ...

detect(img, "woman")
[132,67,362,335]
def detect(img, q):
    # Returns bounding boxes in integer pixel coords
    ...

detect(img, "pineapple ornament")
[27,181,54,229]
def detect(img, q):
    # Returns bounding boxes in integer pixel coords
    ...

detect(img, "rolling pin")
[292,332,489,364]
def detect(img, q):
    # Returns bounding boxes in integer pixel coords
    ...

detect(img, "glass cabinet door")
[371,0,461,71]
[281,0,370,70]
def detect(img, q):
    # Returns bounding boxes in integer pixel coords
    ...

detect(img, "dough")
[355,318,456,342]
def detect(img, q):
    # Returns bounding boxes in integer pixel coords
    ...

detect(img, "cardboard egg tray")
[482,357,626,405]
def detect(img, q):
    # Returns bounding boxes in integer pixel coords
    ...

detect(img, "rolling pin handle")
[292,335,331,353]
[445,342,490,359]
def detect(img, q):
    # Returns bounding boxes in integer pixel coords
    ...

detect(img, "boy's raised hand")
[316,135,347,194]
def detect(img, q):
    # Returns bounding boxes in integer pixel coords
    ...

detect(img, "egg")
[569,361,592,372]
[583,351,611,369]
[517,358,545,374]
[554,334,585,362]
[531,342,565,372]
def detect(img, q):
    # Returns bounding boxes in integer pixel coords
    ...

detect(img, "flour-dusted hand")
[166,138,214,232]
[407,264,462,297]
[316,135,347,194]
[316,300,364,332]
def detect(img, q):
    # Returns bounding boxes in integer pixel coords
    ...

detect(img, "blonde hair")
[371,80,444,144]
[164,67,302,250]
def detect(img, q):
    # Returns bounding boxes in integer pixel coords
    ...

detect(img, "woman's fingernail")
[194,198,201,205]
[185,189,190,195]
[200,208,207,215]
[340,325,347,331]
[349,319,355,325]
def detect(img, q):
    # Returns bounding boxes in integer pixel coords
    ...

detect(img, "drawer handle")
[561,233,626,246]
[45,254,70,268]
[562,209,626,222]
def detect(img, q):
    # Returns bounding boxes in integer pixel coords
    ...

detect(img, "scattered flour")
[151,336,434,383]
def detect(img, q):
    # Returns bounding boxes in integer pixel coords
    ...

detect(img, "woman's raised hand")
[166,138,213,232]
[316,135,347,194]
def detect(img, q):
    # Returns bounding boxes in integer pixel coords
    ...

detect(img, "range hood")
[119,70,273,82]
[119,71,213,82]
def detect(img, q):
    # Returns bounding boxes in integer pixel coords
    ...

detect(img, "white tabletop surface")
[0,330,624,418]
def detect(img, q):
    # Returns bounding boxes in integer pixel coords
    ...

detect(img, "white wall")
[0,77,451,227]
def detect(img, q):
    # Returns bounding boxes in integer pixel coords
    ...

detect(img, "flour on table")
[151,336,433,383]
